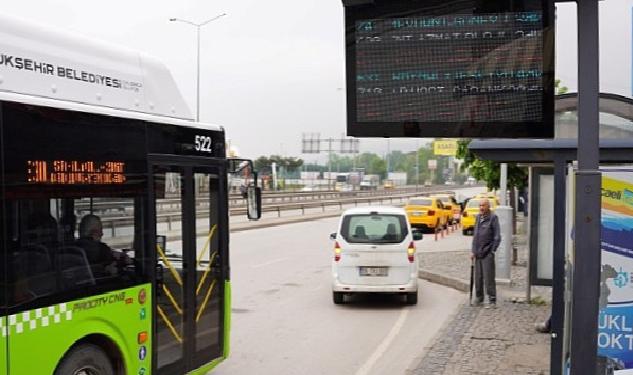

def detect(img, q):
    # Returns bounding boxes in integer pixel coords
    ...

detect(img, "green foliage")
[456,139,527,190]
[254,155,303,175]
[555,79,569,95]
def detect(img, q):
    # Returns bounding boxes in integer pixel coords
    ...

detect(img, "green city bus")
[0,14,260,375]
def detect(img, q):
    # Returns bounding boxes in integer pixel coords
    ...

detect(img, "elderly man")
[471,198,501,308]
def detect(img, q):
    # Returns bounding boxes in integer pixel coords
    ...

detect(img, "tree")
[357,152,387,177]
[253,155,304,175]
[456,140,527,190]
[555,79,569,95]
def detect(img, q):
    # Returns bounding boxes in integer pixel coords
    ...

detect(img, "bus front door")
[152,162,226,374]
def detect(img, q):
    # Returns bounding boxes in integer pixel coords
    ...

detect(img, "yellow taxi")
[404,196,447,232]
[433,194,461,224]
[461,197,498,235]
[430,195,454,227]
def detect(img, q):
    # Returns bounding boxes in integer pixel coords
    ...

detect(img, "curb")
[419,269,470,293]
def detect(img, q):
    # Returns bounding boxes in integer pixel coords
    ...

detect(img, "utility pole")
[301,133,359,191]
[169,13,226,122]
[570,0,602,372]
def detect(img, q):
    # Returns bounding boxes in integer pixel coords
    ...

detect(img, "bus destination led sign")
[27,160,127,185]
[344,0,555,138]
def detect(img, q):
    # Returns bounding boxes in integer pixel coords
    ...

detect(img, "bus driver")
[75,214,121,278]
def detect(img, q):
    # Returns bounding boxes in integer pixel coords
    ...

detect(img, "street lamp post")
[170,14,226,122]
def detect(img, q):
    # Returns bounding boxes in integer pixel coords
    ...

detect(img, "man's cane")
[469,258,474,306]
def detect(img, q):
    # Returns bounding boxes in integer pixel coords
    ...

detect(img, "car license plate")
[359,266,388,277]
[412,211,425,216]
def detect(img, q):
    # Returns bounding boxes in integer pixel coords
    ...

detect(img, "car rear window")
[341,214,408,244]
[437,196,454,204]
[466,199,481,208]
[408,198,432,206]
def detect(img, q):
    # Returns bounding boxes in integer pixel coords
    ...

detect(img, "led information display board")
[27,160,127,185]
[344,0,555,138]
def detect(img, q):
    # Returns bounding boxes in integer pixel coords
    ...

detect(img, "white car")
[330,206,422,305]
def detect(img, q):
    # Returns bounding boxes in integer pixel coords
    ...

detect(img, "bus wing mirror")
[247,186,262,220]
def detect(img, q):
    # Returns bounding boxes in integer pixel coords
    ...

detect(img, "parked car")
[330,206,423,305]
[461,197,498,235]
[465,177,477,186]
[404,197,447,232]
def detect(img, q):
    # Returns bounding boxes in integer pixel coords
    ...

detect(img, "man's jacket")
[471,213,501,259]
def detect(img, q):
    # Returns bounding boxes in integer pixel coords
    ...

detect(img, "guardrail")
[98,186,456,236]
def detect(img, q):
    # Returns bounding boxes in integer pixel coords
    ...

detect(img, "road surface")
[213,216,466,375]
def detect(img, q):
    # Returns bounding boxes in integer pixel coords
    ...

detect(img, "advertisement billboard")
[598,168,633,369]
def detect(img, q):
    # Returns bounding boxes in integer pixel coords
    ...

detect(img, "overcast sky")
[3,0,632,161]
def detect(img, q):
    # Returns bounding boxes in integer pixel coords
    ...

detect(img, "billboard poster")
[598,168,633,369]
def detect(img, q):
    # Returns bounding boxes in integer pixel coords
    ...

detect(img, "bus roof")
[0,13,221,131]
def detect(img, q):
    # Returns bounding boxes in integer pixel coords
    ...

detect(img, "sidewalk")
[409,217,552,375]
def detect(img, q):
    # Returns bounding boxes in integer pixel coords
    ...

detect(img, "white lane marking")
[355,308,410,375]
[250,257,289,269]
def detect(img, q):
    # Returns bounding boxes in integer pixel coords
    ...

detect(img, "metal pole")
[387,139,391,174]
[328,138,332,191]
[570,0,602,373]
[500,163,508,205]
[196,25,201,122]
[551,158,567,375]
[416,144,420,191]
[169,14,225,123]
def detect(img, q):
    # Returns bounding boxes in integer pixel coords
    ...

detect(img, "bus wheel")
[55,344,114,375]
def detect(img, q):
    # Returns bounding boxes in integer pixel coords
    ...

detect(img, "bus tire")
[333,292,344,304]
[55,343,114,375]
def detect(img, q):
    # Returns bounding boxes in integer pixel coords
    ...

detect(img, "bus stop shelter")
[469,137,633,375]
[468,91,633,375]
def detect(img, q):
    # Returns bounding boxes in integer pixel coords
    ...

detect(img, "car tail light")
[407,242,415,263]
[334,242,341,262]
[428,210,435,216]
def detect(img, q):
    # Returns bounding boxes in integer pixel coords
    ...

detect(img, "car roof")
[342,206,406,215]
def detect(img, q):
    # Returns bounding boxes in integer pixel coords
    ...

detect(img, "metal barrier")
[98,186,457,237]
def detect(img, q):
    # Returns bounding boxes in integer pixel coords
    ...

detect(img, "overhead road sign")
[343,0,555,138]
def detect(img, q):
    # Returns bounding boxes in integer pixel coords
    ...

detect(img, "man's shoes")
[472,300,483,307]
[484,302,496,309]
[535,322,551,333]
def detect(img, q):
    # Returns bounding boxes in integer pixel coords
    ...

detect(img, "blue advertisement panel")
[598,169,633,369]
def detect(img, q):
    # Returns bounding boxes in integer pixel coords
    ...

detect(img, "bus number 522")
[195,135,213,153]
